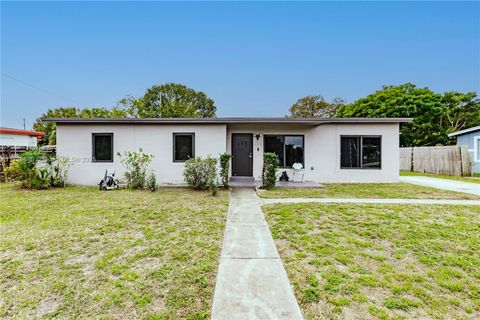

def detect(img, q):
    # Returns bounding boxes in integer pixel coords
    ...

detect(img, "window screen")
[341,136,381,169]
[173,133,194,162]
[92,133,113,162]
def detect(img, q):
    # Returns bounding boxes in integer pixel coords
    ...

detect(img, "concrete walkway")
[262,197,480,206]
[400,176,480,196]
[212,188,303,320]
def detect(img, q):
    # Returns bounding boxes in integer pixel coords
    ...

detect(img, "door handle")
[248,153,252,158]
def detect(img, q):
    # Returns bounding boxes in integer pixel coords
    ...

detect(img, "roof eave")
[41,117,413,125]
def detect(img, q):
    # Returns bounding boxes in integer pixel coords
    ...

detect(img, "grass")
[263,203,480,319]
[0,183,229,319]
[258,182,479,199]
[400,171,480,184]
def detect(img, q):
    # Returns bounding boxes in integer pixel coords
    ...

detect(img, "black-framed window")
[173,133,195,162]
[340,136,381,169]
[264,135,304,167]
[92,133,113,162]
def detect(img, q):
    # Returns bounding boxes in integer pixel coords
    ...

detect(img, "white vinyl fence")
[400,146,472,176]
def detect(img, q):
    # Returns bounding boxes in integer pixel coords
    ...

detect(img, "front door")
[232,133,253,176]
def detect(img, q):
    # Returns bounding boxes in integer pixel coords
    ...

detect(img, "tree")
[33,107,127,145]
[336,83,447,147]
[288,95,345,118]
[131,83,216,118]
[441,91,480,135]
[33,107,79,145]
[116,95,144,118]
[78,106,127,118]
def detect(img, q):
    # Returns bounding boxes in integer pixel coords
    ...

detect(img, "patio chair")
[292,162,305,183]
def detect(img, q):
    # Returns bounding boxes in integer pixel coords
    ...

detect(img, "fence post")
[410,147,414,172]
[459,146,463,177]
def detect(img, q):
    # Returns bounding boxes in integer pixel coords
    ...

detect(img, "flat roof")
[42,117,412,125]
[448,126,480,137]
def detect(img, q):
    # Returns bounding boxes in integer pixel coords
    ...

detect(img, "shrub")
[118,149,154,189]
[261,152,280,189]
[4,149,70,189]
[183,156,217,190]
[3,160,21,181]
[219,153,231,188]
[209,176,218,196]
[147,171,157,192]
[46,155,70,187]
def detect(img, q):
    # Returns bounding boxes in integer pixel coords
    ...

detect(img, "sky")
[1,1,479,129]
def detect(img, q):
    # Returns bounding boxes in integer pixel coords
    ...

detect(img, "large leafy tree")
[288,95,345,118]
[440,91,480,135]
[129,83,216,118]
[336,83,448,147]
[34,107,126,145]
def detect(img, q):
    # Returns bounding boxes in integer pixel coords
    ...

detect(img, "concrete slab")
[400,176,480,196]
[229,177,324,189]
[222,225,279,259]
[212,188,303,320]
[212,258,303,320]
[262,198,480,206]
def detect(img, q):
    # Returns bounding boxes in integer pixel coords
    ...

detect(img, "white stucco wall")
[57,124,227,185]
[227,123,399,183]
[57,122,400,185]
[0,134,38,147]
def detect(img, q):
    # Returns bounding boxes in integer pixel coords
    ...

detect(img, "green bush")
[45,155,70,187]
[4,150,70,189]
[3,160,21,181]
[147,171,157,192]
[219,153,231,188]
[261,152,280,189]
[118,149,154,189]
[209,176,218,196]
[183,156,217,190]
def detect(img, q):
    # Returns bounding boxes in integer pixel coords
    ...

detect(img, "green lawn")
[258,182,479,199]
[263,203,480,320]
[400,171,480,184]
[0,183,229,319]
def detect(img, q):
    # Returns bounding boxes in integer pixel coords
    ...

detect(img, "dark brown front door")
[232,133,253,176]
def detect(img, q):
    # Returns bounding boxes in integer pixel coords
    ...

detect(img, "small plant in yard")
[147,171,157,191]
[45,155,71,187]
[3,160,21,181]
[261,152,280,189]
[219,152,231,188]
[183,156,217,190]
[209,176,218,196]
[117,148,153,189]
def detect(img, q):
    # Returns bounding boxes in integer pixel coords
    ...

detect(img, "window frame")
[173,133,195,163]
[263,134,305,168]
[340,135,382,170]
[92,133,114,163]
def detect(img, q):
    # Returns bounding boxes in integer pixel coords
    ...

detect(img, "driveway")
[400,176,480,196]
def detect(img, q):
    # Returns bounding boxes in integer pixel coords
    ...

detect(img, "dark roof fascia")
[42,117,413,125]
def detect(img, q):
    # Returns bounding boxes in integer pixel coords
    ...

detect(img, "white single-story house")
[0,127,45,148]
[43,117,411,185]
[448,125,480,174]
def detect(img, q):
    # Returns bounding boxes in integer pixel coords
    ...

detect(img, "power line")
[1,72,80,105]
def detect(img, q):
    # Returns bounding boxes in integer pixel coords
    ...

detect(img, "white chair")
[292,162,305,182]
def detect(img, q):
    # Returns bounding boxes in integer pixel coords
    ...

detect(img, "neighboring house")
[448,126,480,174]
[43,117,411,185]
[0,127,45,147]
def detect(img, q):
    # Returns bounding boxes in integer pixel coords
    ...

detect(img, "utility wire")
[1,72,80,105]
